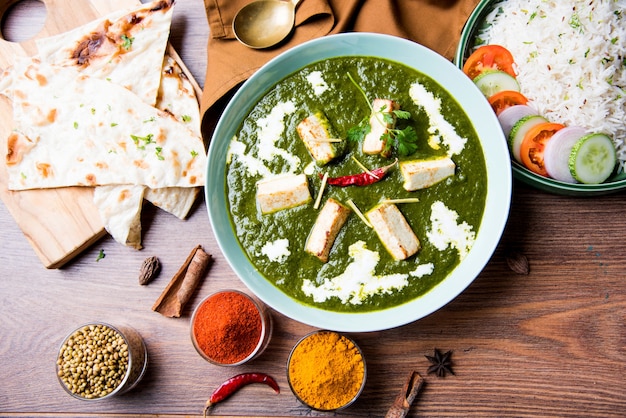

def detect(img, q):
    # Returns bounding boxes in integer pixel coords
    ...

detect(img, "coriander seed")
[56,322,147,400]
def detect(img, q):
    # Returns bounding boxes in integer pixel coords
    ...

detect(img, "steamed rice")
[477,0,626,171]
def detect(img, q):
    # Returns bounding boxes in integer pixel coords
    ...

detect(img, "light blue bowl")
[206,33,512,332]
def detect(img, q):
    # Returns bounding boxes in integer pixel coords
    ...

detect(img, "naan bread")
[93,185,145,249]
[92,53,203,245]
[144,54,203,218]
[2,0,205,249]
[36,1,203,230]
[6,57,205,190]
[157,54,201,136]
[36,0,175,106]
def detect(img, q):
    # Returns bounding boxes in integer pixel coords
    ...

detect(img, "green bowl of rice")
[455,0,626,196]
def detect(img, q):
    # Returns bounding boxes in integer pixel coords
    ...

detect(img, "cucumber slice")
[568,133,617,184]
[473,70,520,97]
[507,114,548,163]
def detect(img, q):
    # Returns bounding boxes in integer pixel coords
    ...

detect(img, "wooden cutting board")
[0,0,201,268]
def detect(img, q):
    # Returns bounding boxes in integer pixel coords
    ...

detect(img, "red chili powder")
[192,291,262,364]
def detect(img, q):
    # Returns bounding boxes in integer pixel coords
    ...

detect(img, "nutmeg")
[505,251,530,275]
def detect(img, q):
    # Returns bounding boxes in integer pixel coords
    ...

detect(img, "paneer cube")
[366,203,420,260]
[305,198,351,262]
[256,174,312,214]
[362,98,399,156]
[400,157,455,191]
[296,112,340,165]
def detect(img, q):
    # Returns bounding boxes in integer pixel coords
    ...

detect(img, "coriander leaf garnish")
[346,72,419,157]
[385,125,418,156]
[190,150,199,158]
[394,109,411,120]
[73,121,79,129]
[96,249,106,262]
[182,115,192,123]
[121,34,134,50]
[346,120,370,143]
[130,133,155,150]
[155,146,165,160]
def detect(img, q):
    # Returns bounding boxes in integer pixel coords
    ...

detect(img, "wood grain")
[1,0,625,417]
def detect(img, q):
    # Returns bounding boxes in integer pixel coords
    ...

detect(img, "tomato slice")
[488,90,529,115]
[463,45,517,80]
[520,122,565,176]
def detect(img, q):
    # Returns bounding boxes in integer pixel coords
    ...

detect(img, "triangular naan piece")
[156,54,202,136]
[144,54,203,219]
[6,57,205,190]
[36,0,175,106]
[93,185,145,249]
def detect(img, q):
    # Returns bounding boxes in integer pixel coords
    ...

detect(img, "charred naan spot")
[36,162,53,178]
[36,74,47,86]
[184,155,199,174]
[156,130,167,144]
[189,176,198,185]
[46,109,57,124]
[134,159,149,169]
[95,162,109,169]
[6,132,34,166]
[161,108,175,118]
[126,13,144,26]
[150,0,174,12]
[72,31,107,66]
[6,133,21,165]
[118,142,128,151]
[85,174,97,185]
[118,189,131,202]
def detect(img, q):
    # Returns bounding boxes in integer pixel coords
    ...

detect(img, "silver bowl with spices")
[287,330,367,411]
[190,289,273,366]
[56,322,148,400]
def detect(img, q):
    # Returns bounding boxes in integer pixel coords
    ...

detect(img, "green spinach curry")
[226,56,487,312]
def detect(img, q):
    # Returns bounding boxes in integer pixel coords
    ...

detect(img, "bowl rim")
[454,0,626,196]
[206,32,512,332]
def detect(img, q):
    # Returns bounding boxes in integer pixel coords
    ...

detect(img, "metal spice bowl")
[56,322,148,400]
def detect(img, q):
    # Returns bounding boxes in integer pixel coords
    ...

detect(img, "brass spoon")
[233,0,302,49]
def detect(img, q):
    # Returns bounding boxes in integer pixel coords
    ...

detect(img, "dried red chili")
[203,373,279,415]
[321,159,397,187]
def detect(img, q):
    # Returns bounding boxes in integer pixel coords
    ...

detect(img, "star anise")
[425,348,454,377]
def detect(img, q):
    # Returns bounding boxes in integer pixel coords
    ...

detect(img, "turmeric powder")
[288,330,366,410]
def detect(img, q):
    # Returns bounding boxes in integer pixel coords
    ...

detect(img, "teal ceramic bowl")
[454,0,626,196]
[206,33,511,332]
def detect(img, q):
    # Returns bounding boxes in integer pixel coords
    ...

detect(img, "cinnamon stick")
[152,245,212,317]
[384,371,425,418]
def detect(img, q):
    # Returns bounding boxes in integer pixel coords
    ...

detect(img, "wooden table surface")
[1,1,625,417]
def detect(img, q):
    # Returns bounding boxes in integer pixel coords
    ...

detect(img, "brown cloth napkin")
[200,0,481,136]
